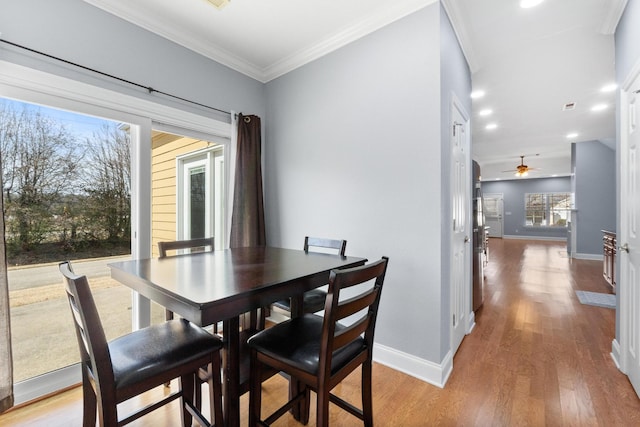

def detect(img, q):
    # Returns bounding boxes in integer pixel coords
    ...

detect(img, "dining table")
[108,245,367,427]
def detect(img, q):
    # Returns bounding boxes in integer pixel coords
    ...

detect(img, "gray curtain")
[0,150,14,413]
[229,114,266,248]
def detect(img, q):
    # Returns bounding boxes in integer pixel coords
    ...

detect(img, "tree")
[0,103,80,250]
[81,123,131,242]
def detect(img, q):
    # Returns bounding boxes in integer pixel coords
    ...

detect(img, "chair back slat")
[334,289,377,321]
[158,237,214,258]
[304,236,347,256]
[319,257,388,376]
[333,317,369,350]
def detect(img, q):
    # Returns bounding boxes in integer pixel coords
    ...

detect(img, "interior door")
[451,98,471,355]
[622,71,640,395]
[484,193,503,238]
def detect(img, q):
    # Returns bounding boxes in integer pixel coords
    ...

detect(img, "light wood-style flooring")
[2,239,640,426]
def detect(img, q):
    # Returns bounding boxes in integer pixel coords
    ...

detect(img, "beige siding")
[151,133,211,257]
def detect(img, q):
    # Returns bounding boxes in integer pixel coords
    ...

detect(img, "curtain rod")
[0,38,232,117]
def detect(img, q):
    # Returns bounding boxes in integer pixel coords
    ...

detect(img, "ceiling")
[83,0,627,181]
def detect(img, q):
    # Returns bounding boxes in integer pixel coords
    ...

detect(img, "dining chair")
[59,261,224,427]
[158,237,215,321]
[271,236,347,317]
[247,256,389,427]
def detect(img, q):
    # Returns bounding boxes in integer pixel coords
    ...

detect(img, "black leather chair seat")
[111,319,223,389]
[248,314,366,376]
[272,289,327,313]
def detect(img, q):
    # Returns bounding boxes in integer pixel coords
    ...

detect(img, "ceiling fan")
[502,155,538,177]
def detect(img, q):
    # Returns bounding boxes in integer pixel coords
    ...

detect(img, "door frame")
[449,93,473,358]
[483,193,504,238]
[616,58,640,377]
[0,60,232,404]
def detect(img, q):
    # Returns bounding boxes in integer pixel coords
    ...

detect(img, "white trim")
[82,0,437,83]
[612,338,624,372]
[0,61,232,139]
[0,59,233,403]
[373,343,452,388]
[467,310,476,334]
[502,235,567,241]
[617,57,640,377]
[263,0,437,82]
[600,0,629,35]
[572,253,604,261]
[449,92,473,362]
[441,0,479,73]
[14,365,81,405]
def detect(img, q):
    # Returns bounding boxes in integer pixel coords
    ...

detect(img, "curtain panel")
[229,114,266,248]
[0,150,14,413]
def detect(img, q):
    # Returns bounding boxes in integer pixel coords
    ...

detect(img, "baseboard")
[611,338,624,373]
[373,343,452,388]
[572,253,604,261]
[503,235,567,241]
[467,310,476,334]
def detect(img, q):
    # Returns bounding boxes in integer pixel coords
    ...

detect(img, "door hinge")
[453,313,456,326]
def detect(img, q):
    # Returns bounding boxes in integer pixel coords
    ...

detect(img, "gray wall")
[0,0,265,120]
[265,3,471,365]
[615,0,640,82]
[573,140,616,257]
[482,177,571,240]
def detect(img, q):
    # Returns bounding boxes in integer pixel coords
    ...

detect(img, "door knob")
[620,243,630,253]
[464,236,470,243]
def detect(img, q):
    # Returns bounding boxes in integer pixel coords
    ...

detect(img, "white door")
[451,97,471,355]
[177,148,224,248]
[621,70,640,395]
[484,193,503,238]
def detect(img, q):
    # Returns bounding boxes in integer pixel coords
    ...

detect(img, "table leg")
[223,317,240,427]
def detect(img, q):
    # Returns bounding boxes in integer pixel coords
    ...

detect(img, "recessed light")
[479,109,493,116]
[485,123,498,130]
[471,90,485,99]
[566,132,579,139]
[520,0,544,8]
[601,83,617,93]
[591,104,608,112]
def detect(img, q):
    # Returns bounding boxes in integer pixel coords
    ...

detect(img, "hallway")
[447,238,640,425]
[2,239,640,426]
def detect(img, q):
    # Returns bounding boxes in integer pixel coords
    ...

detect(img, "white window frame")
[0,60,232,404]
[524,192,572,228]
[176,146,225,249]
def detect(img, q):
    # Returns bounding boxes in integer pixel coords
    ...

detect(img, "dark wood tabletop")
[108,246,366,427]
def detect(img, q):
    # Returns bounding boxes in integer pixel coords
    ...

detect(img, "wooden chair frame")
[249,257,389,427]
[271,236,347,316]
[59,261,223,427]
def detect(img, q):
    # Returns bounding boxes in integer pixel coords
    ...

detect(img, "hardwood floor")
[2,239,640,426]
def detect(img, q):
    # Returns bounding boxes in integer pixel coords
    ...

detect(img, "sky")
[0,97,118,141]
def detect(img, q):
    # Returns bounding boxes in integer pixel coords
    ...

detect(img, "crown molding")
[600,0,628,34]
[263,0,438,82]
[82,0,264,81]
[441,0,479,74]
[83,0,438,83]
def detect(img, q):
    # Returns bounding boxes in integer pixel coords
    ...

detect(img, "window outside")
[524,192,571,227]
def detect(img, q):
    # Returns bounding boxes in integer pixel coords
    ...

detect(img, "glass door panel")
[1,97,132,383]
